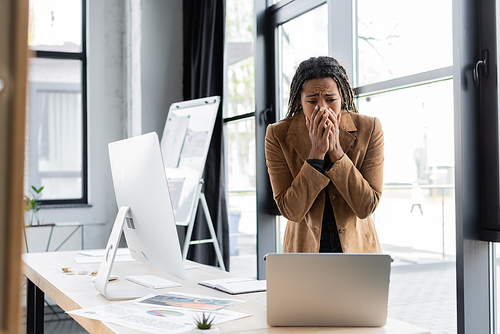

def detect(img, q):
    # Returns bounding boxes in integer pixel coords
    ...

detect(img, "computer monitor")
[95,132,186,300]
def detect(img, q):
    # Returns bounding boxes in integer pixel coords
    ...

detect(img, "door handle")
[473,49,489,87]
[259,103,274,125]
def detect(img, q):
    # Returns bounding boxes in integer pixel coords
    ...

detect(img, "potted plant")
[24,185,44,226]
[191,312,219,333]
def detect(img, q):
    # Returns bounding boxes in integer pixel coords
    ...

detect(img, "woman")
[265,56,384,253]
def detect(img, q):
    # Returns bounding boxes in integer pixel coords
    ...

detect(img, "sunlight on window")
[359,80,456,333]
[27,58,83,199]
[225,0,257,278]
[357,0,452,86]
[27,0,85,201]
[29,0,82,52]
[279,5,328,119]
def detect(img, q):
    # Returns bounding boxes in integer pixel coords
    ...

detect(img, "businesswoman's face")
[299,77,342,121]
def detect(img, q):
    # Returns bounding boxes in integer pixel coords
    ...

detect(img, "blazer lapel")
[288,113,311,162]
[339,111,357,154]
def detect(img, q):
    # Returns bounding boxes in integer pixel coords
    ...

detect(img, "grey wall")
[27,0,183,252]
[141,0,183,137]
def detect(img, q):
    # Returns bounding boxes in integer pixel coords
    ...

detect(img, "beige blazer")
[265,111,384,253]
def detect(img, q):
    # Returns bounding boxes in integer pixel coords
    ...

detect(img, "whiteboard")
[160,96,220,226]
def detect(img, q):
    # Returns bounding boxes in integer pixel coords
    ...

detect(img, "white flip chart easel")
[160,96,226,271]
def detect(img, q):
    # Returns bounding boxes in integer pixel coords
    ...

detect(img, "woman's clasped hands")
[305,106,344,161]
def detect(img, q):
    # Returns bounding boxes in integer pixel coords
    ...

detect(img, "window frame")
[255,0,358,279]
[29,0,88,205]
[255,1,491,333]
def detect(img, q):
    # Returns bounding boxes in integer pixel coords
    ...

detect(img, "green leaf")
[32,186,44,194]
[195,312,215,329]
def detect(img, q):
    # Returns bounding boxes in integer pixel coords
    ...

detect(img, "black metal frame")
[254,0,280,280]
[223,111,255,123]
[35,0,88,206]
[452,1,491,332]
[26,279,44,334]
[474,0,500,242]
[268,0,325,25]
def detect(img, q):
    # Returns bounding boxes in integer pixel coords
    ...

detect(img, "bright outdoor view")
[356,1,455,331]
[225,0,257,277]
[27,0,84,200]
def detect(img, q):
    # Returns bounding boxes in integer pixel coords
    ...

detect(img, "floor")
[43,307,88,334]
[388,256,456,333]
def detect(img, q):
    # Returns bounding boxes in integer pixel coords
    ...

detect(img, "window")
[27,0,87,204]
[224,0,257,277]
[356,0,452,86]
[256,0,456,331]
[357,2,455,332]
[278,4,328,119]
[277,3,329,251]
[359,81,456,332]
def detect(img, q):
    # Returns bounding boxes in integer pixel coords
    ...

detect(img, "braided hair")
[285,56,358,119]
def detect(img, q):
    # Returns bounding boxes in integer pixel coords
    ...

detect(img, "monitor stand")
[95,206,153,300]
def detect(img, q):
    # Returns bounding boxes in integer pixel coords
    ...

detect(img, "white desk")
[22,250,430,334]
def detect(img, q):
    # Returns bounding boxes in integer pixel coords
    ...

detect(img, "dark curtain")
[183,0,229,270]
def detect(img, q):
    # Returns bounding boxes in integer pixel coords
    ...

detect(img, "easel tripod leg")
[183,213,197,261]
[200,194,226,271]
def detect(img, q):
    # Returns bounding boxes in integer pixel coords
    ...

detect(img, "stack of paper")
[68,292,250,334]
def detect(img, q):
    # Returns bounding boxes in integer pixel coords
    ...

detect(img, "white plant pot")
[191,327,220,334]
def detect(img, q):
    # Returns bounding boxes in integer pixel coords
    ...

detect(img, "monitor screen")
[108,132,186,281]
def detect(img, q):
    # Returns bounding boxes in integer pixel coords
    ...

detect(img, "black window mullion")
[223,111,255,123]
[34,50,85,60]
[81,0,88,204]
[270,0,325,25]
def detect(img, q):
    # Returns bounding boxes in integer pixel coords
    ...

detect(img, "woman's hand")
[306,106,333,159]
[326,108,344,162]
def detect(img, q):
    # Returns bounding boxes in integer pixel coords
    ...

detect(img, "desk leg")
[27,279,44,334]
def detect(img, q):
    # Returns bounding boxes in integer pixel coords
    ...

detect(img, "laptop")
[265,253,391,327]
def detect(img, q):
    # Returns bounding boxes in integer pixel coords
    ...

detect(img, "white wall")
[27,0,183,252]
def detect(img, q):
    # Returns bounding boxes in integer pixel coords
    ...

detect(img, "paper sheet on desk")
[73,254,136,264]
[138,292,245,311]
[78,248,130,257]
[68,293,250,334]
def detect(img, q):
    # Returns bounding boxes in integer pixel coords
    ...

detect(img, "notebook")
[198,277,266,294]
[265,253,392,327]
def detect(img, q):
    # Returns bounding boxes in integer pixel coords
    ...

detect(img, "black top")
[307,155,343,253]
